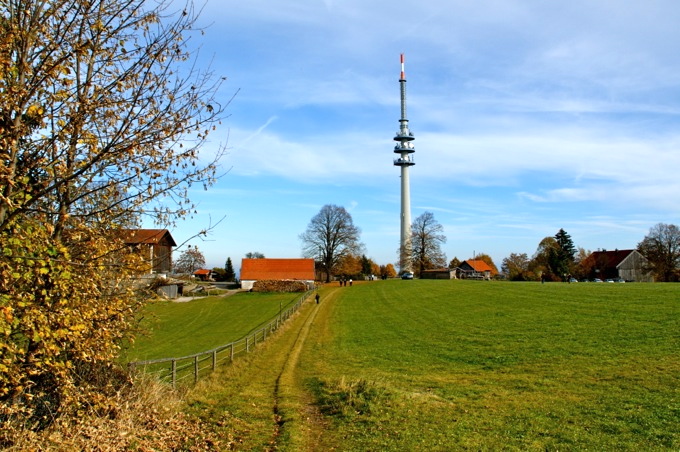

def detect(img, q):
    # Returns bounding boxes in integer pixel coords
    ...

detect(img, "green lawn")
[134,280,679,450]
[299,280,679,450]
[121,291,304,362]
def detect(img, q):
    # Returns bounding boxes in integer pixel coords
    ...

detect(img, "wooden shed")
[121,229,176,275]
[420,268,455,279]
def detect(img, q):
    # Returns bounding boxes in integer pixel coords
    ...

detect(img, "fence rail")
[128,290,311,387]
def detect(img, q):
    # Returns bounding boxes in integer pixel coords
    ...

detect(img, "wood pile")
[251,279,310,293]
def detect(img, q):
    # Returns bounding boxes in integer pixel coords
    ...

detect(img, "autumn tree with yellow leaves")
[0,0,227,434]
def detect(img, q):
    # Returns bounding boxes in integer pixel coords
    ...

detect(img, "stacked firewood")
[251,279,310,292]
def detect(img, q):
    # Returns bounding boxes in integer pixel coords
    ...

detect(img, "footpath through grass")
[296,280,679,450]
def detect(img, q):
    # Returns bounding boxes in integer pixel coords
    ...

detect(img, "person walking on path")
[315,293,320,304]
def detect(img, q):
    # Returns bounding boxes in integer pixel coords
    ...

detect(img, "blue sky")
[156,0,680,273]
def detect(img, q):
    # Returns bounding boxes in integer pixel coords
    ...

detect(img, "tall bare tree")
[638,223,680,282]
[410,211,447,276]
[300,204,362,282]
[0,0,228,428]
[174,246,206,274]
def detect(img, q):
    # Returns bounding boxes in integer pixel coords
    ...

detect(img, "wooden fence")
[127,290,311,387]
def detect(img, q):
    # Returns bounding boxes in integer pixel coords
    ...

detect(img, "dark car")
[401,272,414,280]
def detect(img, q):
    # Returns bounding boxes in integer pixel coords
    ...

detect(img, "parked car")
[592,278,603,283]
[569,277,578,283]
[613,277,626,283]
[401,271,414,280]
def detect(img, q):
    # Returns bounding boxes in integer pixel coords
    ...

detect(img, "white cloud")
[174,0,680,268]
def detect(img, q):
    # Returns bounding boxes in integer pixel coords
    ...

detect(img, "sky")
[153,0,680,274]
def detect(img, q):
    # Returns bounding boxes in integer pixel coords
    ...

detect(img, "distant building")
[240,258,315,291]
[582,249,652,282]
[193,268,214,281]
[420,268,455,279]
[121,229,175,275]
[458,259,495,280]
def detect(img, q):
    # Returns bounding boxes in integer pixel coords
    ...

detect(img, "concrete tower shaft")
[393,53,415,273]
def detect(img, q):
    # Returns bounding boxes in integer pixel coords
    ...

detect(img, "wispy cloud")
[172,0,680,268]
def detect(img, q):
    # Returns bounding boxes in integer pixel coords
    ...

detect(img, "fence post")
[194,356,199,383]
[230,343,234,361]
[212,350,217,370]
[171,359,177,388]
[246,336,250,353]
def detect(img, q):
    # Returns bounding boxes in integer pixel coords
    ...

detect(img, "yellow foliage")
[0,217,149,432]
[0,0,226,442]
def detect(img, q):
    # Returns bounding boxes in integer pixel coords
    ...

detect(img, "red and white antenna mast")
[393,53,415,274]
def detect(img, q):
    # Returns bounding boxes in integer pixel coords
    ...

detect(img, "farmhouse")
[240,258,315,291]
[193,268,214,281]
[121,229,175,275]
[458,259,495,280]
[420,268,455,279]
[582,249,652,282]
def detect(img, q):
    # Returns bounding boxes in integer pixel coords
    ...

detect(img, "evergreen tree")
[360,254,373,276]
[551,229,577,280]
[225,257,235,281]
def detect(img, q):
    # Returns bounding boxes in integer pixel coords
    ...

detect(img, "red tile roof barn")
[465,259,494,274]
[240,258,315,281]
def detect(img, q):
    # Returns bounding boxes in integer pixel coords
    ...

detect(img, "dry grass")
[3,374,227,451]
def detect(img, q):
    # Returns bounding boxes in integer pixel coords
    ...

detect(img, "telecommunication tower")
[393,53,415,273]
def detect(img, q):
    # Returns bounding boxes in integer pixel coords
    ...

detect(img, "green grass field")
[297,280,679,450]
[121,291,304,362]
[135,280,679,450]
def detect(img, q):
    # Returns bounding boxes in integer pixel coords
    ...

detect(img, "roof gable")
[617,250,648,269]
[584,249,636,268]
[121,229,177,247]
[240,258,315,281]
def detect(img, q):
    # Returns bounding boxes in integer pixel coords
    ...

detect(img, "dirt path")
[269,286,341,451]
[186,287,342,450]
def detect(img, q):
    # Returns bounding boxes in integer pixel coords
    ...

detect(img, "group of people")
[338,278,353,286]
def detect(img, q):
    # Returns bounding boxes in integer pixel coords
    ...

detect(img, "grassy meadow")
[297,280,679,450]
[131,280,679,450]
[121,291,304,362]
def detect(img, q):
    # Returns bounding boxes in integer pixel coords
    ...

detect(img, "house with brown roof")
[581,249,652,282]
[458,259,495,280]
[121,229,176,275]
[240,258,315,290]
[193,268,214,281]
